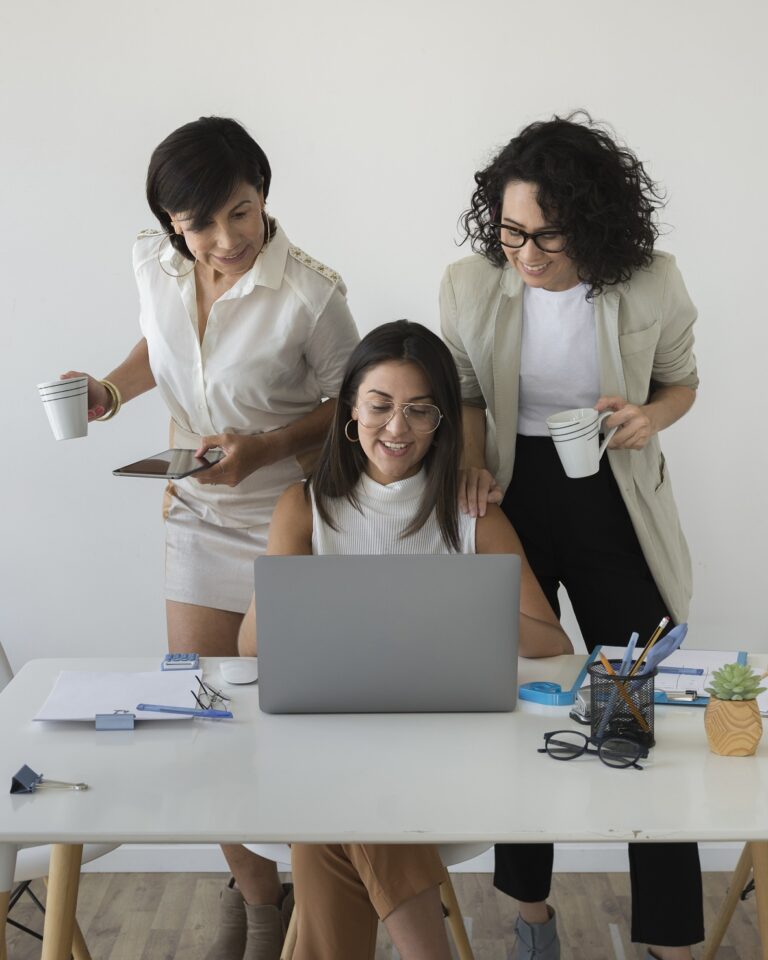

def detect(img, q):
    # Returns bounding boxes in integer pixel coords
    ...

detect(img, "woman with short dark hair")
[442,112,701,960]
[63,115,359,960]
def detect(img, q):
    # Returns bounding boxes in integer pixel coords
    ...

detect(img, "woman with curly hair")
[440,113,701,960]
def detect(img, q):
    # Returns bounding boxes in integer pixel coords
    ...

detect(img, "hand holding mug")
[60,370,111,421]
[546,407,618,479]
[595,397,654,450]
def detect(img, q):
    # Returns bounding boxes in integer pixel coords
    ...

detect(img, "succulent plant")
[705,663,766,701]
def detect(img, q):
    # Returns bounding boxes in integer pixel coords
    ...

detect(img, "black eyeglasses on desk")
[538,729,648,770]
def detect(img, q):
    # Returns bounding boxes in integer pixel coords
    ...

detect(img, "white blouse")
[518,282,599,436]
[133,222,360,528]
[310,470,476,555]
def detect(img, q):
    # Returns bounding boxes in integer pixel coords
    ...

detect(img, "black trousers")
[495,436,704,946]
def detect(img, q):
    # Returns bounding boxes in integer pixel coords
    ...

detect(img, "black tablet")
[113,448,224,479]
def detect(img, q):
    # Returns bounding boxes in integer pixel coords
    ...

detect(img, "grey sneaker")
[204,877,247,960]
[514,906,560,960]
[242,883,294,960]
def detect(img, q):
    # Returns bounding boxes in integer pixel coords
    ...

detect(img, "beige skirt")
[164,494,268,614]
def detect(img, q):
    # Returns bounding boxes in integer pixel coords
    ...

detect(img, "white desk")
[1,655,767,958]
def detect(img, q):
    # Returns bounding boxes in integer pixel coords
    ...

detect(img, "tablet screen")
[113,448,224,479]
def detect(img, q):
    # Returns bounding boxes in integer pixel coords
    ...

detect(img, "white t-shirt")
[310,470,476,555]
[517,283,599,436]
[134,221,360,528]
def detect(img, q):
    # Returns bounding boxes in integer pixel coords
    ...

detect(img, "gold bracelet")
[96,379,122,421]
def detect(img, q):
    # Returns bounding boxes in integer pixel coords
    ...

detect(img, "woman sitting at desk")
[239,320,572,960]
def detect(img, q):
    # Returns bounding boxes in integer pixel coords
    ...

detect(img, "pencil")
[629,616,670,677]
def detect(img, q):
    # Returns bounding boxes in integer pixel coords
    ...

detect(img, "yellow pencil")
[629,616,670,677]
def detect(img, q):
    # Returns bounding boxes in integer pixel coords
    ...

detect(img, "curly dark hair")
[460,111,665,295]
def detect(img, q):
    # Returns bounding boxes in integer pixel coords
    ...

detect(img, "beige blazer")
[440,251,699,622]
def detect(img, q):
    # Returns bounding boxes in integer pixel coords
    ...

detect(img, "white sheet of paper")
[34,670,203,721]
[596,647,745,698]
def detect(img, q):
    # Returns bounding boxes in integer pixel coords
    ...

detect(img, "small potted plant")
[704,663,765,756]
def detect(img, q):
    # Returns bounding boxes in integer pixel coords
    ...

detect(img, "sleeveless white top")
[310,470,476,555]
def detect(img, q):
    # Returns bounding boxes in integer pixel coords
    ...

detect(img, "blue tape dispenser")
[519,681,575,706]
[518,650,599,706]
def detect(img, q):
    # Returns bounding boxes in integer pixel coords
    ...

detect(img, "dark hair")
[146,116,273,261]
[460,110,664,296]
[310,321,463,551]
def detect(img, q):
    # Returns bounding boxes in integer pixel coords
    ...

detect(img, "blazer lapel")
[594,286,633,486]
[594,287,626,399]
[492,267,524,485]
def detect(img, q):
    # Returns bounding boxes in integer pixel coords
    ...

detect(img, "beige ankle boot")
[242,884,293,960]
[204,877,247,960]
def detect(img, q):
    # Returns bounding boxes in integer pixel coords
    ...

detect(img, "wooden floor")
[4,871,761,959]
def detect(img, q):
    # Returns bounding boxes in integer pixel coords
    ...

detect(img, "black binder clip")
[10,764,88,794]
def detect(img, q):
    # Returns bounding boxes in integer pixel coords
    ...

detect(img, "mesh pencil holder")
[588,661,656,749]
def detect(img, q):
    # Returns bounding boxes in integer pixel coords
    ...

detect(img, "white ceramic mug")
[546,407,617,478]
[38,377,88,440]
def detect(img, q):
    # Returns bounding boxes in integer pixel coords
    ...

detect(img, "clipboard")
[652,650,748,707]
[518,649,600,706]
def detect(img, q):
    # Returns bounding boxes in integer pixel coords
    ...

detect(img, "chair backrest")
[0,640,14,693]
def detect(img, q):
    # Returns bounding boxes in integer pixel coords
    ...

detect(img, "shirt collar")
[236,220,289,296]
[162,219,290,299]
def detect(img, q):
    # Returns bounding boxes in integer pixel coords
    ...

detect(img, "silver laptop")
[255,554,520,714]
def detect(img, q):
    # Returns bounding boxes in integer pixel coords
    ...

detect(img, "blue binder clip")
[95,711,135,730]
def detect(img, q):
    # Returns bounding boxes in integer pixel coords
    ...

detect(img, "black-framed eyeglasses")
[192,677,230,711]
[355,400,443,434]
[490,223,568,253]
[538,729,647,770]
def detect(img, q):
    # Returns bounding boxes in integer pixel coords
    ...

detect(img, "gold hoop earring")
[344,419,360,443]
[156,234,196,278]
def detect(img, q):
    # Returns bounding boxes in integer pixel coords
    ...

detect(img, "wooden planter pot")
[704,698,763,756]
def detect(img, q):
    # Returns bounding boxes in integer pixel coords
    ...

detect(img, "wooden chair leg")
[750,842,768,960]
[0,888,9,960]
[702,842,754,960]
[40,844,83,960]
[0,843,17,960]
[281,906,298,960]
[71,919,93,960]
[440,872,475,960]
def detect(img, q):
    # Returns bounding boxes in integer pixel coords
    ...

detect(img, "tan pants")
[291,843,445,960]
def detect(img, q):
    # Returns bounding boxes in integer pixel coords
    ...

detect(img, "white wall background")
[2,0,767,669]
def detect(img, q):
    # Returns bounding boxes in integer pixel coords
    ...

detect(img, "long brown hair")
[309,321,463,551]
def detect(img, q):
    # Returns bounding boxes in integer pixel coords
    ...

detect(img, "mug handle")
[597,411,618,459]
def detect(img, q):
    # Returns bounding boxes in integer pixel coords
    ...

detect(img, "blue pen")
[618,632,639,676]
[136,703,233,719]
[657,666,704,676]
[597,632,640,740]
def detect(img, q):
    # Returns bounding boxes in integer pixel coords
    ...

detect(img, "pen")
[136,703,233,719]
[657,666,704,676]
[618,632,639,676]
